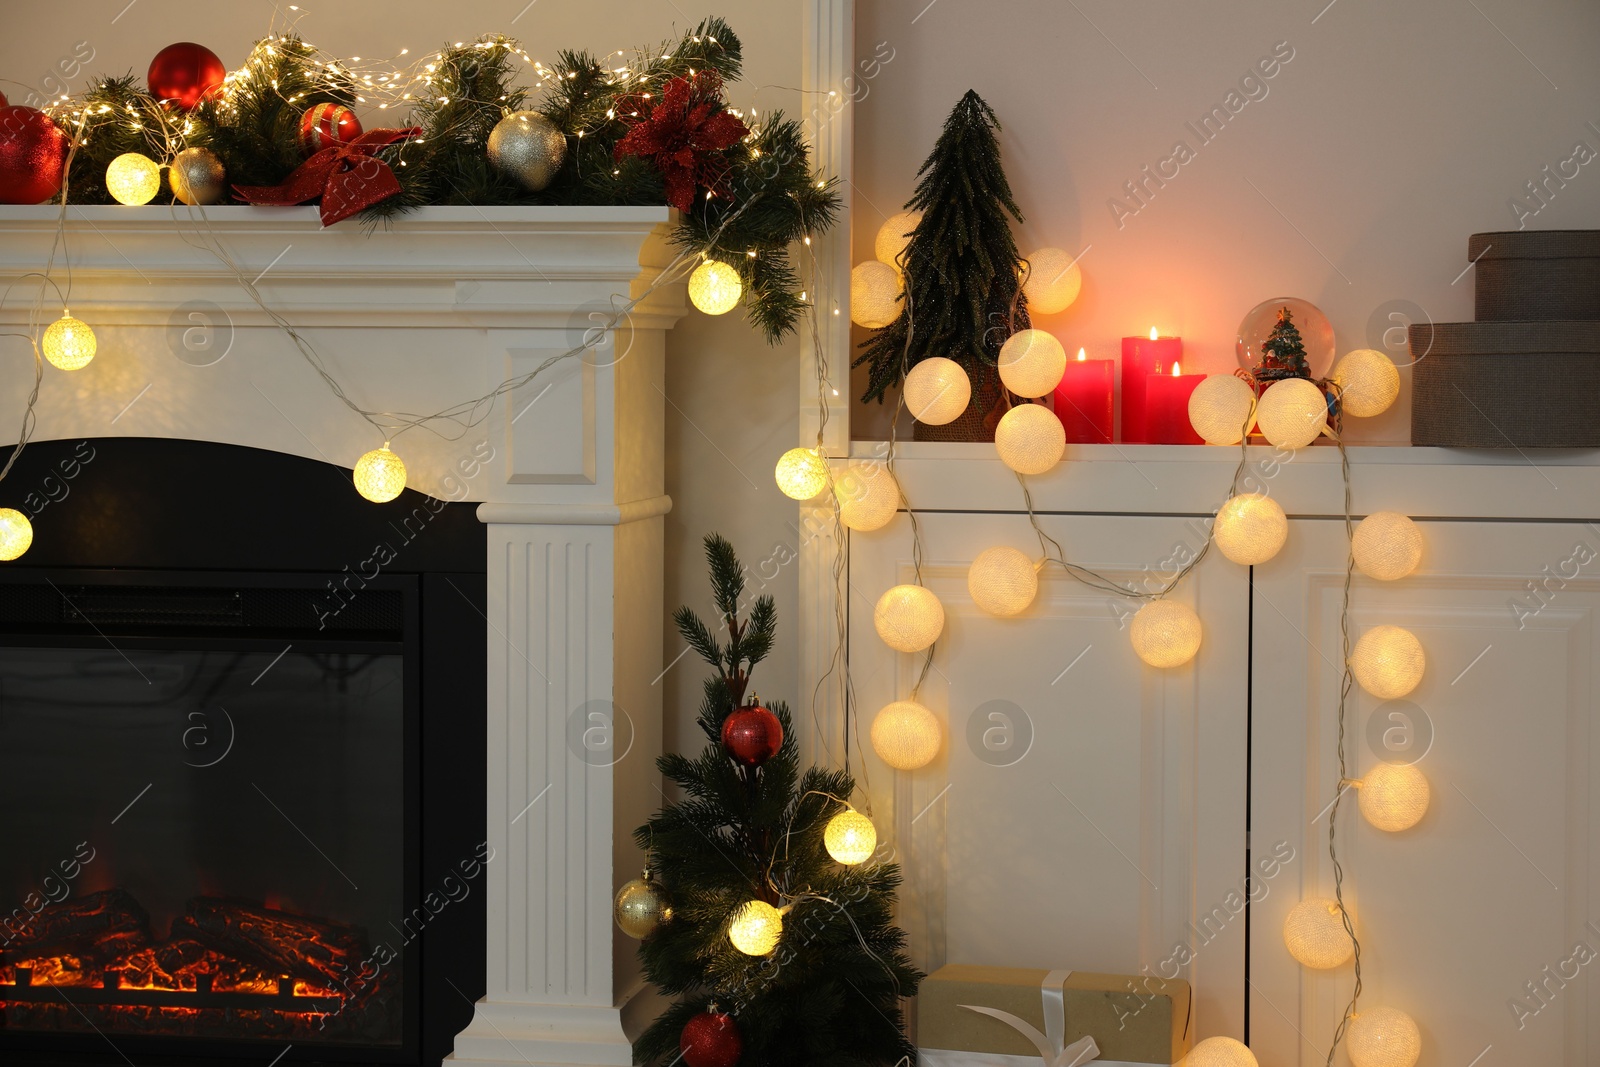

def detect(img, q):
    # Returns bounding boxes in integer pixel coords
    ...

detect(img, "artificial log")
[170,897,368,985]
[0,889,149,964]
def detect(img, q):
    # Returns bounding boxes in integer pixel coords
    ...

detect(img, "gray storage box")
[1470,230,1600,322]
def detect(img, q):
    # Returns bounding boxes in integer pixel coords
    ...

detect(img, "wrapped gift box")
[919,964,1192,1067]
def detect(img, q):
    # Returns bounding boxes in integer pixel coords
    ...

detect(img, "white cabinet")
[827,442,1600,1058]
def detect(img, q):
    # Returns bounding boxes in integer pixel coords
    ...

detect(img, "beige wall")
[852,0,1600,443]
[0,0,803,757]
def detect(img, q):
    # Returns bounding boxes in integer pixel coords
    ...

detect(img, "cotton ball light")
[1345,1007,1421,1067]
[353,446,407,503]
[873,584,945,653]
[1358,761,1430,832]
[875,209,922,268]
[42,313,96,371]
[1021,247,1083,315]
[1350,625,1425,699]
[997,329,1067,398]
[688,260,742,315]
[1353,512,1424,581]
[824,808,877,865]
[903,357,971,425]
[1282,898,1353,969]
[774,447,829,501]
[1130,600,1202,668]
[1333,348,1401,418]
[967,546,1038,617]
[727,900,783,955]
[1188,374,1256,445]
[1213,494,1288,566]
[0,508,34,561]
[870,700,941,770]
[105,152,161,206]
[833,462,900,532]
[1255,378,1328,449]
[994,403,1066,475]
[851,261,902,329]
[1181,1036,1258,1067]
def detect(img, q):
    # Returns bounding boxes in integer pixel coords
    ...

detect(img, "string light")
[1187,374,1255,445]
[354,445,407,503]
[688,259,742,315]
[834,462,900,532]
[0,509,34,561]
[1130,599,1202,668]
[1349,624,1425,699]
[105,152,161,206]
[902,357,971,425]
[850,261,902,329]
[1356,762,1430,832]
[728,900,783,955]
[1352,512,1423,581]
[994,403,1065,475]
[996,329,1066,399]
[774,447,829,501]
[1183,1036,1259,1067]
[870,700,941,770]
[823,808,877,865]
[874,210,921,268]
[1255,377,1328,449]
[1344,1007,1421,1067]
[42,312,96,371]
[1283,898,1354,968]
[1333,348,1401,418]
[968,547,1038,617]
[1019,247,1083,314]
[873,584,944,653]
[1212,493,1288,566]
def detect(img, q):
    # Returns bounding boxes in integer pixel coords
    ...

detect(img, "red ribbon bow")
[234,127,420,227]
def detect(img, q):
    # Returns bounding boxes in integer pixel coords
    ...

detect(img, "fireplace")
[0,438,487,1066]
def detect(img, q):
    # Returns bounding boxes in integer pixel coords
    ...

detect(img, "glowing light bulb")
[1020,247,1083,314]
[968,547,1038,617]
[1357,761,1430,831]
[903,357,971,425]
[1213,493,1288,566]
[354,445,407,503]
[873,584,945,653]
[42,312,96,371]
[824,808,877,865]
[774,447,829,501]
[994,402,1066,475]
[870,700,941,770]
[1183,1036,1259,1067]
[1282,898,1353,968]
[1350,624,1425,699]
[728,900,783,955]
[850,261,902,329]
[1353,512,1424,581]
[688,260,742,315]
[1130,599,1202,668]
[874,210,922,268]
[997,329,1066,398]
[1332,348,1401,418]
[833,462,900,532]
[1344,1007,1421,1067]
[1188,374,1256,446]
[105,152,161,205]
[1256,378,1328,449]
[0,508,34,561]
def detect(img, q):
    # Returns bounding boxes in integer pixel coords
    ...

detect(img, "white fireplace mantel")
[0,204,687,1066]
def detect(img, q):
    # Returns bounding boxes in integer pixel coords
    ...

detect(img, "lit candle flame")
[1149,327,1159,341]
[1171,362,1182,376]
[1076,347,1087,361]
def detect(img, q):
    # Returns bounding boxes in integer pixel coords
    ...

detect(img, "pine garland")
[634,535,920,1067]
[43,17,835,342]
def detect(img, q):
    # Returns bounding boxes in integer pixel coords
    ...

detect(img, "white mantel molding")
[476,494,674,526]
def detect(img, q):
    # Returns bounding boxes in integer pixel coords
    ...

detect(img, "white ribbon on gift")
[949,969,1100,1067]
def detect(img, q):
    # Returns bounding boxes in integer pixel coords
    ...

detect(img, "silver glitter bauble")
[613,870,672,939]
[487,111,567,192]
[169,146,226,206]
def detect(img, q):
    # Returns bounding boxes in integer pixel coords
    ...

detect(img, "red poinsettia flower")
[613,71,750,212]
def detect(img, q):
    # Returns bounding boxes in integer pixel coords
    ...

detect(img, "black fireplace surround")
[0,438,488,1067]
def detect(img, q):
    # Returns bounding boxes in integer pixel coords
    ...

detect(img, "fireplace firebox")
[0,438,487,1067]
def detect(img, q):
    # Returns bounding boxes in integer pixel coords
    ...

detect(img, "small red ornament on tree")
[148,42,227,110]
[0,106,70,205]
[298,103,364,157]
[612,71,748,213]
[680,1008,742,1067]
[720,700,782,766]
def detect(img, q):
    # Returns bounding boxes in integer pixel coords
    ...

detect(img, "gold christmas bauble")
[1350,624,1425,699]
[1345,1006,1421,1067]
[353,446,407,503]
[487,110,568,192]
[1332,348,1401,418]
[1020,247,1083,315]
[614,871,673,939]
[875,209,922,268]
[169,146,226,206]
[1282,898,1353,969]
[0,508,34,561]
[1358,761,1430,832]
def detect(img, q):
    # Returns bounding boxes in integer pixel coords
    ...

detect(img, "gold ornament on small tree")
[614,869,673,939]
[169,146,227,206]
[487,110,568,191]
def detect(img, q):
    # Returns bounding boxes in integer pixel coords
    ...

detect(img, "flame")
[1172,362,1182,376]
[1149,327,1159,341]
[1076,347,1087,361]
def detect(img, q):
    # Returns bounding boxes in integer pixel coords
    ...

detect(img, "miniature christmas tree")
[629,534,920,1067]
[855,90,1028,414]
[1254,306,1312,381]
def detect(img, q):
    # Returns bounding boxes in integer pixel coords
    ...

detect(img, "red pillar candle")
[1120,329,1183,442]
[1053,347,1114,443]
[1145,362,1206,444]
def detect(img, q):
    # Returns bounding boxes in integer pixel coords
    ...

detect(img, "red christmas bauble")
[680,1011,742,1067]
[298,103,363,156]
[0,107,70,205]
[720,704,783,766]
[148,42,227,110]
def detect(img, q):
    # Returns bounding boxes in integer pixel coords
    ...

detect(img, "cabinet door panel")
[849,511,1250,1041]
[1251,519,1600,1067]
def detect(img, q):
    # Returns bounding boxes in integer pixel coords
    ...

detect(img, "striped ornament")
[297,103,363,156]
